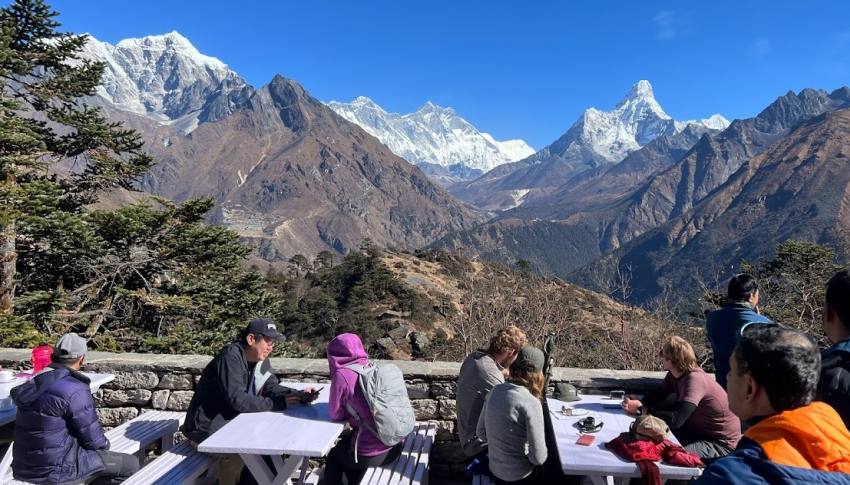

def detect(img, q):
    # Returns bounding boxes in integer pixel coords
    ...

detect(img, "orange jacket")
[745,401,850,472]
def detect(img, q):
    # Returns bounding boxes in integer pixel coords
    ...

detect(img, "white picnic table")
[547,395,703,485]
[198,381,344,485]
[0,371,114,427]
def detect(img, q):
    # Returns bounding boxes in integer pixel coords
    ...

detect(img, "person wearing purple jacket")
[318,333,403,485]
[11,333,139,485]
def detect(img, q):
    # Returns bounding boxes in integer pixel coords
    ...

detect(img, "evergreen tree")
[0,0,152,314]
[0,1,290,355]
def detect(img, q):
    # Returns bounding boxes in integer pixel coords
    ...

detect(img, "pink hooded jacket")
[327,333,392,457]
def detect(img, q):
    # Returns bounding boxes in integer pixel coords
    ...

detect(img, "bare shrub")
[436,264,707,371]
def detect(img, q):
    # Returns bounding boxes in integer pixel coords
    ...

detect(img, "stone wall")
[0,349,664,478]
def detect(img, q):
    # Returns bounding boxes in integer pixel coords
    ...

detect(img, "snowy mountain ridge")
[81,32,251,133]
[568,80,730,164]
[326,96,535,174]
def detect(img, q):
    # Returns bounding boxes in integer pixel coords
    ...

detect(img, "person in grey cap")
[476,345,548,484]
[184,318,318,485]
[11,333,140,484]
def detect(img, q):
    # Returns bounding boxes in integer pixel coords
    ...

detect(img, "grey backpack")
[344,362,415,448]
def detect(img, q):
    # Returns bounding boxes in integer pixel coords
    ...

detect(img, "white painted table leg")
[240,454,277,485]
[240,453,304,485]
[298,456,310,484]
[588,475,616,485]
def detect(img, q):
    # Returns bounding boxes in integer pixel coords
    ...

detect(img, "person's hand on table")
[296,386,322,405]
[622,396,642,415]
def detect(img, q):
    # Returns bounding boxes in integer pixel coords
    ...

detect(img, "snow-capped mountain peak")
[327,97,534,177]
[81,32,251,133]
[568,80,728,161]
[114,31,228,72]
[351,95,381,108]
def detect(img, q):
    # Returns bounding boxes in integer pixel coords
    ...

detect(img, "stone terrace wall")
[0,349,664,478]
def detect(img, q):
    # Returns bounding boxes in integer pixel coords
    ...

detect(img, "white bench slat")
[410,424,436,485]
[360,422,436,485]
[397,425,429,483]
[104,410,185,455]
[374,427,420,485]
[360,424,418,485]
[122,441,210,485]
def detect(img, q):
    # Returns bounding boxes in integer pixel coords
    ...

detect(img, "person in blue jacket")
[706,274,771,388]
[695,325,850,484]
[11,333,139,485]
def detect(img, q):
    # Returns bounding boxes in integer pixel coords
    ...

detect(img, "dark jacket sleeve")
[642,378,676,409]
[259,360,304,410]
[66,387,109,450]
[817,363,850,427]
[217,347,276,413]
[648,401,697,430]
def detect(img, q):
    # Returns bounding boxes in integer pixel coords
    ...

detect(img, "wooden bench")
[2,410,186,484]
[121,440,210,485]
[359,422,437,485]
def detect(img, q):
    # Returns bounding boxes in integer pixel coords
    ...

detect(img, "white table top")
[0,371,114,426]
[547,395,703,480]
[198,381,345,457]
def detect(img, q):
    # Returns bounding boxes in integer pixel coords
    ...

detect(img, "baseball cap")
[631,414,670,443]
[246,318,286,342]
[53,333,88,361]
[513,345,545,373]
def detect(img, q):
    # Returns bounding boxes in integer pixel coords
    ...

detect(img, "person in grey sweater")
[477,346,548,484]
[457,326,527,459]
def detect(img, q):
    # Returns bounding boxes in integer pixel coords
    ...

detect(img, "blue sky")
[39,1,850,148]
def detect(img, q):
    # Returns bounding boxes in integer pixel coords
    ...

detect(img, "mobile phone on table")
[576,434,596,446]
[300,387,323,403]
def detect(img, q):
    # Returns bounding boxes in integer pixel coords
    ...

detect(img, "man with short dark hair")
[11,333,139,485]
[706,274,771,388]
[696,325,850,483]
[817,268,850,427]
[184,318,316,485]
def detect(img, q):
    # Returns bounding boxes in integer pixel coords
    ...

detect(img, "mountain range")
[450,80,729,211]
[80,31,850,303]
[595,101,850,300]
[437,86,850,299]
[327,97,534,185]
[81,33,481,260]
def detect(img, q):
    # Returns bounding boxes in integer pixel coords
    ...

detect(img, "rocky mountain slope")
[599,107,850,300]
[327,97,534,185]
[138,75,482,260]
[436,87,850,289]
[81,33,482,259]
[451,80,728,211]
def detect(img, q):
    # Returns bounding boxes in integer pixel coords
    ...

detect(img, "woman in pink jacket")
[319,333,403,484]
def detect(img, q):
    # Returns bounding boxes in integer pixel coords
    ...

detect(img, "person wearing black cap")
[184,318,317,485]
